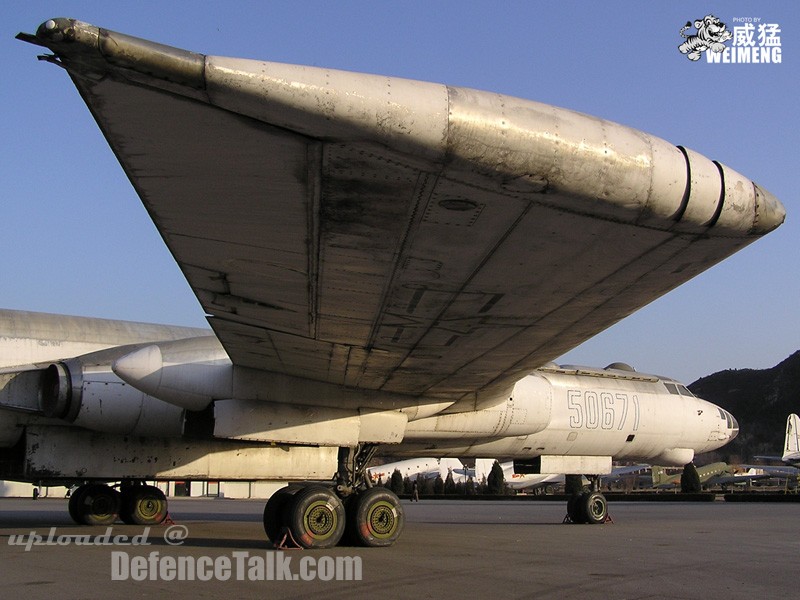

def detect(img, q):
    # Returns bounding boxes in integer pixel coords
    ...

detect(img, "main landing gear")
[263,444,405,549]
[564,475,610,525]
[68,480,168,526]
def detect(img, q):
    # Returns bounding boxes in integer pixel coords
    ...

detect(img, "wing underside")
[21,19,785,402]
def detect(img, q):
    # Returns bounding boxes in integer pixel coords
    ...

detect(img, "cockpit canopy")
[717,407,739,433]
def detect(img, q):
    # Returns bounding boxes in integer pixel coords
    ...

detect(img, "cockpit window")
[719,410,739,431]
[663,382,694,397]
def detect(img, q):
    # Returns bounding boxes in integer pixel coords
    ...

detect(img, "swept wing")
[19,19,784,403]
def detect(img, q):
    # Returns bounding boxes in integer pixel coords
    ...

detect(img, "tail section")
[782,414,800,463]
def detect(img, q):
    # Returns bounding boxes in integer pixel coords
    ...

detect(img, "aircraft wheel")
[566,492,586,524]
[346,487,404,547]
[121,484,168,526]
[288,485,345,549]
[582,491,608,525]
[263,486,300,544]
[68,484,90,524]
[76,483,121,526]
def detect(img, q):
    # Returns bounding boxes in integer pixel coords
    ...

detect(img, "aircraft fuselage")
[0,310,737,483]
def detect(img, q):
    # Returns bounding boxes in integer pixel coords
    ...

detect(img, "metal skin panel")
[537,455,612,476]
[214,399,361,446]
[23,426,338,480]
[21,20,785,408]
[213,399,409,445]
[72,366,185,437]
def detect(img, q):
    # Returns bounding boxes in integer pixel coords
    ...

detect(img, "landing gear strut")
[263,444,404,548]
[564,475,609,524]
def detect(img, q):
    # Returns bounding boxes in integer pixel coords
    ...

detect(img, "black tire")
[582,491,608,525]
[68,484,90,525]
[567,492,587,524]
[288,485,345,549]
[347,487,404,547]
[263,486,300,544]
[76,484,121,526]
[121,485,168,526]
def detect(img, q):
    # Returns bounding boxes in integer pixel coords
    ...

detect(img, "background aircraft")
[367,458,464,484]
[650,463,731,490]
[780,414,800,465]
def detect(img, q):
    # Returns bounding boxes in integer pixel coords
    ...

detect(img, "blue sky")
[3,2,798,384]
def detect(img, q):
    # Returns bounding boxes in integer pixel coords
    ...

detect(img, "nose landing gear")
[564,475,611,524]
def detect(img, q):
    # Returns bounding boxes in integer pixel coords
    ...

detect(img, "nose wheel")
[564,476,611,524]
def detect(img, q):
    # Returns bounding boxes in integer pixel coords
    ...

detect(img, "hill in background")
[689,351,800,464]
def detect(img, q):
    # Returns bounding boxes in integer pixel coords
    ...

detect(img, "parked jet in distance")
[6,18,782,548]
[372,457,568,491]
[367,457,464,484]
[751,414,800,471]
[457,459,648,492]
[781,414,800,465]
[472,459,565,491]
[651,462,732,489]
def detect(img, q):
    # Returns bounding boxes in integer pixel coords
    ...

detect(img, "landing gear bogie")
[263,483,404,548]
[264,444,405,548]
[66,481,169,526]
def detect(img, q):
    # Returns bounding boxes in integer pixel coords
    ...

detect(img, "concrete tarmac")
[0,496,796,599]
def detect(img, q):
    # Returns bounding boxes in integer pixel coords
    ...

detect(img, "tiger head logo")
[679,15,733,61]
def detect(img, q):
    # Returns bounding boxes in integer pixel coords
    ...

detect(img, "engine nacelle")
[112,336,232,411]
[404,375,553,440]
[112,336,453,422]
[40,347,185,437]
